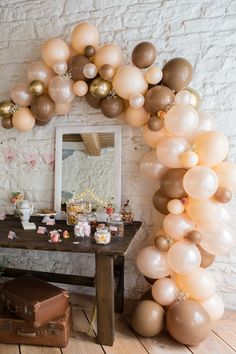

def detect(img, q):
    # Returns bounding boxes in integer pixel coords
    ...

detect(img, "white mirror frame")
[54,125,122,214]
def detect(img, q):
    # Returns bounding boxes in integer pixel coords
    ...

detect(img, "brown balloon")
[162,58,193,92]
[85,91,101,108]
[68,54,90,81]
[31,94,55,121]
[160,169,187,199]
[84,45,96,57]
[99,64,115,80]
[153,189,171,215]
[197,245,215,268]
[35,118,50,126]
[166,299,211,345]
[153,235,173,251]
[185,230,202,244]
[132,42,157,69]
[144,85,175,115]
[214,187,232,203]
[131,300,165,337]
[1,116,13,129]
[147,115,163,131]
[140,288,155,301]
[100,96,124,118]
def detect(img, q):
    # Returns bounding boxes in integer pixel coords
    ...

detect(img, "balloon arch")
[1,22,235,345]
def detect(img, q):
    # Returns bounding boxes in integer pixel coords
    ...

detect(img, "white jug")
[15,200,34,222]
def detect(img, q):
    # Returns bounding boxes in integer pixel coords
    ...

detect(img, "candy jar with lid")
[121,200,133,224]
[108,213,124,237]
[94,227,111,245]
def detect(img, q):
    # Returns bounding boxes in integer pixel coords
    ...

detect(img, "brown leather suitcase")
[0,275,69,327]
[0,303,72,347]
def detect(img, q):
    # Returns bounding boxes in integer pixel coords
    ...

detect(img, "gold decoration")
[157,110,167,120]
[90,77,112,99]
[0,100,15,117]
[176,290,189,302]
[28,80,44,96]
[59,70,72,80]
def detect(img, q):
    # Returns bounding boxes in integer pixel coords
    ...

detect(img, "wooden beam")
[80,133,101,156]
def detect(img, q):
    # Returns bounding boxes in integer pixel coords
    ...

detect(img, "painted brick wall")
[0,0,235,309]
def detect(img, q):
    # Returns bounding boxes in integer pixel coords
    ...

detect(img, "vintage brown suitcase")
[0,274,69,327]
[0,303,72,347]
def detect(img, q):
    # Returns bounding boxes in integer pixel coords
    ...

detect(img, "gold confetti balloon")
[89,77,112,99]
[0,100,15,117]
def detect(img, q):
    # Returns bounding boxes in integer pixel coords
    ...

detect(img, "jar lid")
[110,213,122,221]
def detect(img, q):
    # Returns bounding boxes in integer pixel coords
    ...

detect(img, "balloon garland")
[1,22,236,345]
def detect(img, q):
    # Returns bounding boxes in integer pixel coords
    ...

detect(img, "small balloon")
[125,106,150,128]
[10,83,32,107]
[41,38,70,68]
[83,63,97,79]
[145,67,163,85]
[129,94,145,109]
[180,151,199,168]
[69,54,90,81]
[73,80,88,96]
[147,115,163,131]
[52,60,68,75]
[1,116,13,129]
[132,42,157,69]
[167,199,185,215]
[100,96,124,118]
[144,85,175,115]
[0,101,15,117]
[185,87,201,109]
[99,64,115,80]
[71,22,99,55]
[152,278,177,306]
[90,77,112,99]
[162,58,193,91]
[153,235,173,252]
[213,187,232,203]
[185,230,202,244]
[84,45,96,57]
[28,80,44,96]
[12,107,35,132]
[153,189,171,215]
[160,168,187,199]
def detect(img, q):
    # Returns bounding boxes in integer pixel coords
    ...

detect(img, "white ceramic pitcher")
[14,200,34,222]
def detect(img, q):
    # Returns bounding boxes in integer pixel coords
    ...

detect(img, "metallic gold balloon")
[0,100,15,117]
[1,116,13,129]
[185,87,201,109]
[89,77,112,99]
[185,230,203,244]
[29,80,45,96]
[84,45,96,57]
[153,235,173,252]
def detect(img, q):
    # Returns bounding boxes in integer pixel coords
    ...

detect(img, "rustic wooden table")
[0,215,141,346]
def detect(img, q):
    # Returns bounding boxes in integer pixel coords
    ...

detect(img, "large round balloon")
[71,22,99,54]
[153,189,171,215]
[162,58,193,91]
[166,300,211,345]
[140,150,168,179]
[131,300,165,337]
[183,165,218,200]
[152,278,177,306]
[100,96,124,118]
[27,61,54,87]
[94,44,123,71]
[41,38,70,68]
[10,83,32,107]
[200,294,225,321]
[214,161,236,192]
[12,107,35,132]
[125,106,150,128]
[156,136,190,168]
[185,197,220,224]
[193,131,229,167]
[31,94,55,121]
[167,241,201,274]
[132,42,157,69]
[160,168,187,199]
[144,85,175,115]
[136,246,171,279]
[112,65,148,99]
[143,125,169,148]
[164,104,199,136]
[69,54,90,81]
[163,213,194,240]
[48,77,75,103]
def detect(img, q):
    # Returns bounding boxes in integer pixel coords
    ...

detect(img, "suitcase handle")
[16,329,37,337]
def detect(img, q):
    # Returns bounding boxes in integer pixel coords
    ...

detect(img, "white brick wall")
[0,0,235,309]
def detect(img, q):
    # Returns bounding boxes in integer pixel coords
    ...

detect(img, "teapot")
[14,200,34,222]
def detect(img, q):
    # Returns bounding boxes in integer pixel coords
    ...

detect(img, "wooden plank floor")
[0,294,235,354]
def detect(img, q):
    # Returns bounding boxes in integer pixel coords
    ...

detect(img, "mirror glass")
[54,126,121,214]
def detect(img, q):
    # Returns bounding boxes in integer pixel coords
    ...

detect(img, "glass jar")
[87,212,97,232]
[94,227,111,245]
[121,204,133,225]
[66,200,92,226]
[108,213,124,237]
[74,220,91,237]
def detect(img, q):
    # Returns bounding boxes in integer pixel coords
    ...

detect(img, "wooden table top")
[0,215,142,256]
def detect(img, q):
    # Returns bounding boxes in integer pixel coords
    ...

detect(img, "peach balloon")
[112,65,148,99]
[27,61,55,87]
[12,107,35,132]
[136,246,171,279]
[167,241,201,274]
[48,77,75,103]
[52,60,68,75]
[214,161,236,192]
[156,136,190,168]
[73,80,88,96]
[71,22,99,54]
[180,151,199,168]
[175,90,192,105]
[186,197,219,224]
[10,83,32,107]
[167,199,185,215]
[174,267,216,301]
[94,44,123,71]
[125,106,150,128]
[143,125,169,148]
[200,294,225,321]
[129,94,145,109]
[196,111,216,134]
[163,213,194,240]
[140,150,168,179]
[183,166,218,200]
[41,38,70,68]
[152,278,177,306]
[145,67,163,85]
[165,104,199,136]
[55,102,71,115]
[193,131,229,167]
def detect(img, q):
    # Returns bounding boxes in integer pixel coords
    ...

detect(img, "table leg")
[114,255,124,313]
[95,254,114,346]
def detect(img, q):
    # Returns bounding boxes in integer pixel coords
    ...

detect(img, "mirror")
[54,125,122,214]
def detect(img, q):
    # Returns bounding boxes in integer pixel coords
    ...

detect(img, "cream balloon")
[200,294,225,321]
[151,278,177,306]
[167,199,185,215]
[167,241,201,274]
[136,246,171,279]
[180,151,199,168]
[196,111,216,133]
[41,38,70,68]
[200,222,235,256]
[174,267,216,301]
[175,90,192,105]
[125,106,150,128]
[73,80,88,96]
[83,63,97,79]
[71,22,99,54]
[140,150,168,179]
[156,136,190,168]
[163,213,194,240]
[94,44,123,71]
[143,125,169,148]
[145,67,163,85]
[112,65,148,99]
[52,60,68,75]
[183,166,218,200]
[12,107,35,132]
[55,102,72,115]
[165,104,199,136]
[26,61,55,87]
[186,198,219,224]
[193,131,229,167]
[129,94,145,109]
[48,77,75,103]
[10,83,32,107]
[214,161,236,192]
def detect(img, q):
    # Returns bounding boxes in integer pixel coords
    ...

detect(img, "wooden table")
[0,215,141,346]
